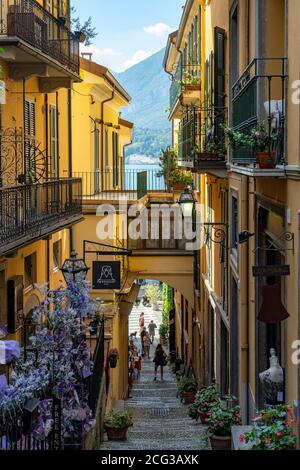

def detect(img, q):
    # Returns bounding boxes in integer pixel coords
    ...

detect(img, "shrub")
[207,400,241,437]
[178,377,198,394]
[105,410,133,430]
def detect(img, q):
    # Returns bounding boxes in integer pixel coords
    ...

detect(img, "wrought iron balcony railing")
[231,58,287,165]
[73,169,167,200]
[178,106,228,171]
[0,0,80,74]
[170,61,201,113]
[0,178,82,255]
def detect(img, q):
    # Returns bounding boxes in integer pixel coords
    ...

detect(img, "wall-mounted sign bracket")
[253,232,294,255]
[83,240,132,263]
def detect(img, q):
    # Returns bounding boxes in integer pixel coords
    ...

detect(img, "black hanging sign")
[93,261,121,290]
[252,265,290,277]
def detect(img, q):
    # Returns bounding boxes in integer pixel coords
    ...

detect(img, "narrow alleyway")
[101,341,209,450]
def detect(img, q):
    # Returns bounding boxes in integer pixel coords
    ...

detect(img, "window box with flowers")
[222,122,280,169]
[107,348,119,369]
[240,405,297,451]
[206,397,242,450]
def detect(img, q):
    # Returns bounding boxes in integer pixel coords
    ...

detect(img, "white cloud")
[80,45,119,62]
[144,22,172,38]
[119,50,155,72]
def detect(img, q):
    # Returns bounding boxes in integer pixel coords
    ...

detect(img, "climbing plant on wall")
[162,284,173,328]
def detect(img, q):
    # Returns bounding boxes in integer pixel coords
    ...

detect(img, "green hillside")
[115,48,171,161]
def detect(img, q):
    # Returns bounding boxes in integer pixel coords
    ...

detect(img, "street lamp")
[178,186,195,218]
[61,251,89,285]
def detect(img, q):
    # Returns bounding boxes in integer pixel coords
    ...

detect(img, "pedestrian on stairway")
[148,320,157,344]
[139,312,145,333]
[140,327,147,356]
[153,344,167,382]
[143,332,151,359]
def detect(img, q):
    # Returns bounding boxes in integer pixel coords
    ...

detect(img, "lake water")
[123,164,165,191]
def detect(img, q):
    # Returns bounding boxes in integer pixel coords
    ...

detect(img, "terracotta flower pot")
[104,424,129,441]
[199,410,210,424]
[171,183,186,191]
[256,151,276,169]
[210,435,232,450]
[182,391,196,404]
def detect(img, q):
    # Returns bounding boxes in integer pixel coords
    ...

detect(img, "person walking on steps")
[148,320,157,344]
[143,332,151,359]
[153,344,167,382]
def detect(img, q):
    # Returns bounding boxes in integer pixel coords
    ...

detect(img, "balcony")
[169,60,201,118]
[73,169,167,204]
[230,58,287,174]
[0,0,80,77]
[0,178,83,256]
[178,106,227,173]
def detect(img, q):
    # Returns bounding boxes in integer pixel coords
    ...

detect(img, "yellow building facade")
[0,0,82,347]
[71,55,135,412]
[165,0,300,425]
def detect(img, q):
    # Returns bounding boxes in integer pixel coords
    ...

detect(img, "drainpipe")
[68,87,74,252]
[45,94,49,180]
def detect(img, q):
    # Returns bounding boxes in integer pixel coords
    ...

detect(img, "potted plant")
[178,377,198,404]
[157,147,178,191]
[175,357,184,372]
[241,405,297,450]
[169,169,194,191]
[194,132,226,163]
[107,348,119,368]
[190,384,220,424]
[104,410,133,441]
[74,30,87,43]
[247,122,279,169]
[221,124,249,150]
[175,369,184,382]
[159,324,169,344]
[207,398,241,450]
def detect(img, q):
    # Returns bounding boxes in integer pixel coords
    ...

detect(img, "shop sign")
[92,261,121,290]
[252,265,290,277]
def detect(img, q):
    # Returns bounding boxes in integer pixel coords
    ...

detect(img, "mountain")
[115,48,171,162]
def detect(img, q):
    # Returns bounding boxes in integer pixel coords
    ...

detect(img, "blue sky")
[72,0,184,72]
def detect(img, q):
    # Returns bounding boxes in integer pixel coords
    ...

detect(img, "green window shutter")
[50,106,58,178]
[214,27,226,111]
[198,7,201,64]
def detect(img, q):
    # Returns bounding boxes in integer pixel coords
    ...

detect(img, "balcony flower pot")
[210,434,232,450]
[195,151,219,162]
[256,151,277,169]
[171,183,186,191]
[178,377,198,404]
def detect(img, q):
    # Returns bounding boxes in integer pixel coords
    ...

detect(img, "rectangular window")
[113,132,119,187]
[53,240,62,271]
[231,195,239,259]
[105,129,109,167]
[24,253,37,289]
[50,106,58,178]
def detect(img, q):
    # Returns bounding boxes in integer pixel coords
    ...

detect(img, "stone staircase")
[100,342,209,451]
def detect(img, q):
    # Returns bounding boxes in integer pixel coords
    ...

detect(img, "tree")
[71,7,97,46]
[157,147,178,191]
